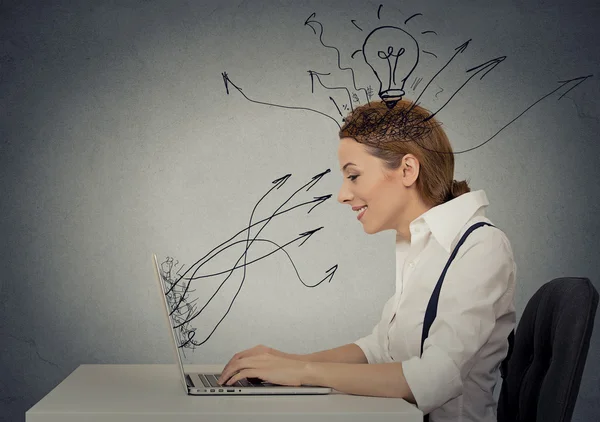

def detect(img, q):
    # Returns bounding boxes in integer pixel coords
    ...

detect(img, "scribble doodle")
[304,13,370,104]
[340,101,442,151]
[221,4,593,155]
[158,171,337,352]
[159,257,198,354]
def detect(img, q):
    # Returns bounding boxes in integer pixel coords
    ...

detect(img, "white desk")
[26,364,423,422]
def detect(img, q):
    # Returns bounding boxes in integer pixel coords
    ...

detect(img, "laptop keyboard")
[199,374,263,388]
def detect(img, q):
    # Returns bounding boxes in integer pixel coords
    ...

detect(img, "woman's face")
[337,137,410,234]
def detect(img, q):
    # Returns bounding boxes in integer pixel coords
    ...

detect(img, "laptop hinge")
[185,374,194,387]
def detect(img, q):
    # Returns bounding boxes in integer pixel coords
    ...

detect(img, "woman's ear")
[401,155,420,187]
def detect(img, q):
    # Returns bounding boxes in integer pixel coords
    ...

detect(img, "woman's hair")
[338,99,470,206]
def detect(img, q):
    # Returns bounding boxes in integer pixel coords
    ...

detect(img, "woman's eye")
[348,175,359,181]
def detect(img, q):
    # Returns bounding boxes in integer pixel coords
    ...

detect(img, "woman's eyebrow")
[341,162,357,172]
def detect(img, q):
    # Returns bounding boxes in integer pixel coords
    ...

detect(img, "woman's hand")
[217,348,309,386]
[218,344,287,382]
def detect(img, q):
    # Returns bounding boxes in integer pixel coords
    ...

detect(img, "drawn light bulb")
[362,26,420,109]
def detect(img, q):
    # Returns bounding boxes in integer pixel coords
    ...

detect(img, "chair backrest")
[497,277,598,422]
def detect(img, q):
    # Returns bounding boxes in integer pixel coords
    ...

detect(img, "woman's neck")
[396,194,433,242]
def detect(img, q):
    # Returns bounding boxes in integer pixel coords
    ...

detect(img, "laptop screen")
[152,253,189,393]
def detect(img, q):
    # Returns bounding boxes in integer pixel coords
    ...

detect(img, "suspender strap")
[420,222,493,422]
[420,221,494,356]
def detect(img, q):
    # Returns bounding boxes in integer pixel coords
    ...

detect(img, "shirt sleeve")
[353,294,396,364]
[401,227,516,414]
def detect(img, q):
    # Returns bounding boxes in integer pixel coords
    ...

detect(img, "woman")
[217,99,516,422]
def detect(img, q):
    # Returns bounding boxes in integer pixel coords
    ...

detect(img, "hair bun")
[449,179,471,200]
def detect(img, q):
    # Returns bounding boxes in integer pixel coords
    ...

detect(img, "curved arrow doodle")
[158,171,337,352]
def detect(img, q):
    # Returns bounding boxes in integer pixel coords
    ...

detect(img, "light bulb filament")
[378,46,406,85]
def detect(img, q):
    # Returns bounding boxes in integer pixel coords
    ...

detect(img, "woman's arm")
[287,343,369,364]
[302,361,416,402]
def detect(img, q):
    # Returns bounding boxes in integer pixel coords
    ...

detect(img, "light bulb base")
[380,89,405,109]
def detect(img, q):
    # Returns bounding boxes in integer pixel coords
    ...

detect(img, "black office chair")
[497,277,598,422]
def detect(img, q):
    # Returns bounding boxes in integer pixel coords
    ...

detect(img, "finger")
[221,354,261,385]
[219,357,247,385]
[219,360,235,382]
[227,369,257,386]
[218,371,236,386]
[219,349,267,384]
[219,351,248,382]
[218,366,236,385]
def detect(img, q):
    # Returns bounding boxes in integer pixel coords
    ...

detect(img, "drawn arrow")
[179,235,337,288]
[425,55,506,121]
[451,74,594,154]
[309,71,353,111]
[173,228,329,329]
[298,227,324,246]
[308,194,332,213]
[304,12,319,35]
[170,169,332,312]
[272,173,292,188]
[167,172,292,302]
[410,39,471,112]
[221,72,341,128]
[170,193,334,291]
[323,264,338,283]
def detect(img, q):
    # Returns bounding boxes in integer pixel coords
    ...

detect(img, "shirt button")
[409,261,415,268]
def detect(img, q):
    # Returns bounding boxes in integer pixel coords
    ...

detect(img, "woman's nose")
[337,185,353,204]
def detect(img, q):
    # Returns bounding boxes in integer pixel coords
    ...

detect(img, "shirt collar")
[410,190,490,253]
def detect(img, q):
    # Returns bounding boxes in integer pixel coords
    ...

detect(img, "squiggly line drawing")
[221,4,592,155]
[304,13,370,104]
[309,70,354,112]
[157,171,337,352]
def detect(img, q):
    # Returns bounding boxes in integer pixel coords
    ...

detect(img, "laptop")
[152,253,332,395]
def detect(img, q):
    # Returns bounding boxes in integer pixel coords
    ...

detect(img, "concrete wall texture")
[1,1,599,421]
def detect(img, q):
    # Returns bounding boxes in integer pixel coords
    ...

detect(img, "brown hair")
[339,99,470,206]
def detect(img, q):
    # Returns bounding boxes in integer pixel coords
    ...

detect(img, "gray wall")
[1,0,599,421]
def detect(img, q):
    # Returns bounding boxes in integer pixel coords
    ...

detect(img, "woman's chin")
[362,223,379,235]
[361,219,390,234]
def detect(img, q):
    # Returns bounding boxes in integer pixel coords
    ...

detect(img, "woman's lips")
[357,207,367,221]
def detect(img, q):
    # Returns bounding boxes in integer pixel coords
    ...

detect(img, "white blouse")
[354,190,516,422]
